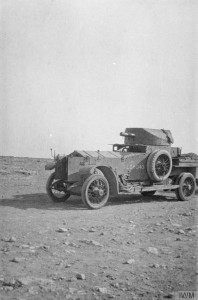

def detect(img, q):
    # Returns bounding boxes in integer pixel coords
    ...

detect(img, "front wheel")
[175,173,196,201]
[46,172,71,202]
[81,174,109,209]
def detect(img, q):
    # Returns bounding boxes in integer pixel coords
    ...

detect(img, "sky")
[1,0,197,158]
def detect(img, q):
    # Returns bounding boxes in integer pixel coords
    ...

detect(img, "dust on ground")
[0,156,197,300]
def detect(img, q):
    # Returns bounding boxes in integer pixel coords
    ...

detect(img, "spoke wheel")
[175,173,196,201]
[155,154,171,177]
[147,150,172,182]
[46,172,70,202]
[141,191,156,196]
[81,175,109,209]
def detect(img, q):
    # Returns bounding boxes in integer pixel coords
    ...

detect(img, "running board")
[118,184,179,195]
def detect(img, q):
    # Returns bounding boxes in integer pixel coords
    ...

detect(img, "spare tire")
[147,149,172,182]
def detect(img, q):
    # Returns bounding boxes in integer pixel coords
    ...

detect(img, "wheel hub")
[92,187,104,197]
[98,189,104,197]
[157,162,167,173]
[187,183,192,190]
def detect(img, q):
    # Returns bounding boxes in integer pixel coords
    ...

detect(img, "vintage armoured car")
[45,128,198,209]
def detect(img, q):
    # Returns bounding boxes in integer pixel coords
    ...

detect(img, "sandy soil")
[0,156,197,300]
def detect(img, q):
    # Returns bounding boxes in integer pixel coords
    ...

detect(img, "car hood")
[69,150,141,158]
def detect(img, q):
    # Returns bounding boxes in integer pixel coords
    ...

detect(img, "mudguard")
[66,166,95,196]
[45,162,56,170]
[96,166,119,197]
[67,165,119,197]
[78,165,119,197]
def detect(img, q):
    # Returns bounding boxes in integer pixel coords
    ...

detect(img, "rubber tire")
[147,149,172,182]
[141,191,156,196]
[81,174,109,209]
[46,172,70,202]
[175,172,196,201]
[175,172,185,200]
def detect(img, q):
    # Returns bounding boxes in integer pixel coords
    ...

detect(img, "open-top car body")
[45,128,198,209]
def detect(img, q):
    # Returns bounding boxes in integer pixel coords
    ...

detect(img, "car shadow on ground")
[0,192,179,211]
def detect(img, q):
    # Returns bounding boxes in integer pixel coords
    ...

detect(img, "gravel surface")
[0,156,197,299]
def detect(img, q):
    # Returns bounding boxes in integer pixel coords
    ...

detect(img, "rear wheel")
[81,174,109,209]
[141,191,156,196]
[46,172,71,202]
[175,173,196,201]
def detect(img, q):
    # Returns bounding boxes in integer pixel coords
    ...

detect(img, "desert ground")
[0,156,197,300]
